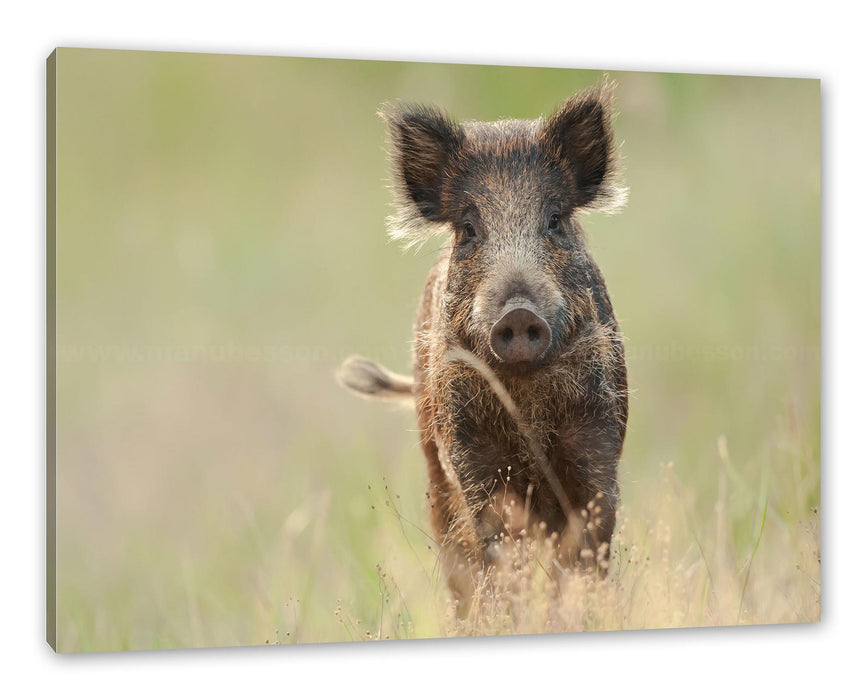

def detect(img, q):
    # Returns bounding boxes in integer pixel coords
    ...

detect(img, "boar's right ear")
[381,104,464,247]
[540,80,627,213]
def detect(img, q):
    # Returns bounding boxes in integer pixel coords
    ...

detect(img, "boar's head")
[383,81,626,374]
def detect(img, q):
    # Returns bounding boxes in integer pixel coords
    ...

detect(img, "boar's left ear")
[381,103,465,248]
[540,80,627,212]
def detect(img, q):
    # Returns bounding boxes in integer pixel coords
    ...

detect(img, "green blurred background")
[52,49,819,651]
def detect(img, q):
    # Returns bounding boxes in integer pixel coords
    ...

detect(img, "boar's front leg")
[415,396,486,615]
[432,422,531,613]
[551,420,621,576]
[447,426,536,564]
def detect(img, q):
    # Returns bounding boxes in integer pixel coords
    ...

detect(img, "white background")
[2,1,861,697]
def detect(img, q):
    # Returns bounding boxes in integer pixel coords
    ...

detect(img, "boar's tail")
[336,355,414,404]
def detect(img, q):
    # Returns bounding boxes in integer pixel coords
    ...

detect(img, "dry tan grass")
[337,450,820,642]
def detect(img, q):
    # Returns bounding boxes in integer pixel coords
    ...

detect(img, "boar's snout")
[489,301,552,365]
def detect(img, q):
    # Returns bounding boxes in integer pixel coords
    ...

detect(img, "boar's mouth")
[488,298,553,370]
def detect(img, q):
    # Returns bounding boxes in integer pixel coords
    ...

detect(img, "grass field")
[51,49,819,651]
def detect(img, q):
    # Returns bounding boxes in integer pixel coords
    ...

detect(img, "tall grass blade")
[737,499,769,624]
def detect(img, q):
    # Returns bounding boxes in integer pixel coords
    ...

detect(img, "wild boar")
[338,80,628,611]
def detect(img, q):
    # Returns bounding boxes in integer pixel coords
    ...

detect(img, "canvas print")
[46,48,820,652]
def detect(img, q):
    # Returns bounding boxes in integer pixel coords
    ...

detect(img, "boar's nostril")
[490,307,552,365]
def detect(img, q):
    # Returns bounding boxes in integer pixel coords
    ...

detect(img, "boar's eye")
[547,213,561,231]
[458,222,477,246]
